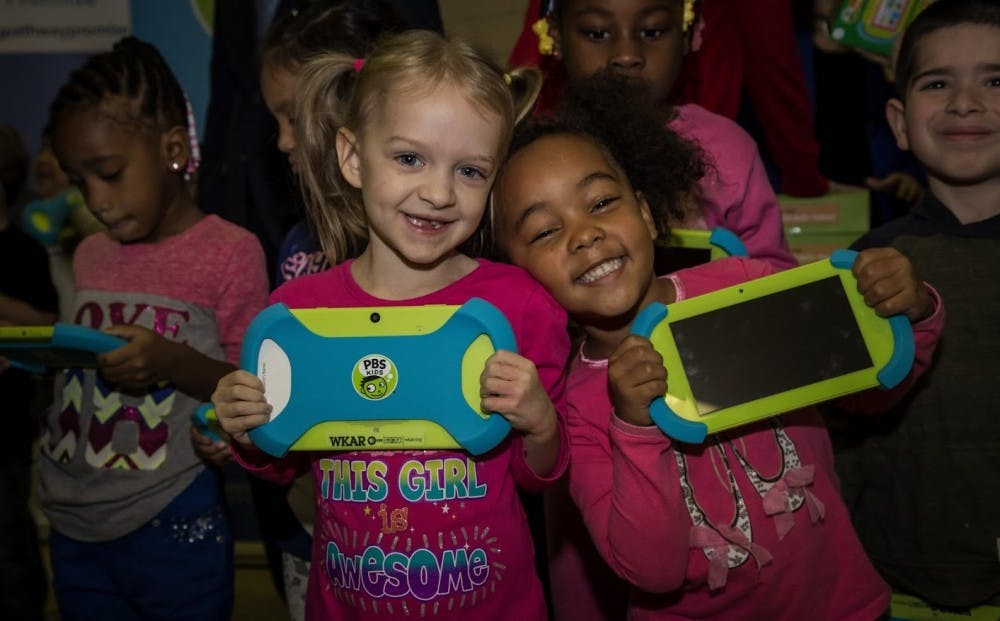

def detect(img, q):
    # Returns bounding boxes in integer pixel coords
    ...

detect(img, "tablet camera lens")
[370,312,381,323]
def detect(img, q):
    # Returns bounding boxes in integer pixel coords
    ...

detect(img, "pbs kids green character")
[360,374,389,399]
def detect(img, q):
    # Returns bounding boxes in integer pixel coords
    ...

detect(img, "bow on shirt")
[690,524,773,590]
[762,465,826,540]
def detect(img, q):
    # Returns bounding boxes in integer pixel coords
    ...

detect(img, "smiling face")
[51,100,190,244]
[553,0,687,105]
[494,133,661,323]
[888,24,1000,189]
[337,81,504,271]
[261,61,300,172]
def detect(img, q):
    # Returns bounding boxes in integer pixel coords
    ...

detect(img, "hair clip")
[503,72,512,85]
[353,58,365,73]
[532,18,555,56]
[683,0,696,32]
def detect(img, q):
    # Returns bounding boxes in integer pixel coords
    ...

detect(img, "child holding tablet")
[489,73,945,620]
[40,37,269,620]
[212,31,568,620]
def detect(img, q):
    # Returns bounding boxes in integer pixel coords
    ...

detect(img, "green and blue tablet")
[632,250,914,443]
[223,298,517,457]
[0,323,125,374]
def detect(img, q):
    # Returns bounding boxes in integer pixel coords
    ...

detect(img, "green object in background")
[889,592,1000,621]
[828,0,930,57]
[779,190,870,235]
[189,0,215,35]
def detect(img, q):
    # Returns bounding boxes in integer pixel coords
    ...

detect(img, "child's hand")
[865,172,924,204]
[480,350,557,439]
[854,247,933,322]
[190,425,232,466]
[97,325,178,394]
[608,335,667,427]
[211,370,271,448]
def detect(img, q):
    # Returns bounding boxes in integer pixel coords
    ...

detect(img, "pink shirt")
[566,257,943,620]
[670,104,798,270]
[236,259,569,620]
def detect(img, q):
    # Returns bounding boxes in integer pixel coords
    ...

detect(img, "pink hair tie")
[182,92,201,178]
[353,58,365,73]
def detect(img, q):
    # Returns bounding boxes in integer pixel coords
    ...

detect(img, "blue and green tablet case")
[196,298,518,457]
[0,324,125,374]
[632,250,914,443]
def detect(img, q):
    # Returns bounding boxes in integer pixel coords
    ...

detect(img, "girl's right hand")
[608,335,667,427]
[211,369,272,448]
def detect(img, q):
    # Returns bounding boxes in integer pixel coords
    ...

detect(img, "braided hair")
[48,36,187,134]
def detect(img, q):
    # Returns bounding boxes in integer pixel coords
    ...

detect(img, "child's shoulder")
[670,256,777,300]
[669,103,756,152]
[194,214,263,248]
[465,258,565,314]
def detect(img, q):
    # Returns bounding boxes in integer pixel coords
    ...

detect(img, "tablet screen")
[671,276,873,415]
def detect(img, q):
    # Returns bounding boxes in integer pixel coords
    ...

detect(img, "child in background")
[513,0,797,270]
[0,122,58,621]
[40,37,269,621]
[828,0,1000,612]
[235,3,404,618]
[212,30,567,620]
[490,72,945,621]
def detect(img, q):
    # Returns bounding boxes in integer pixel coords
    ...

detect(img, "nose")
[418,169,456,209]
[947,81,985,116]
[610,35,644,71]
[568,219,605,252]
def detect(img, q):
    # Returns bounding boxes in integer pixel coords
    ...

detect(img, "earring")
[170,161,182,172]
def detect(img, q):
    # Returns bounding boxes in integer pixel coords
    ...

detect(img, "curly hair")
[500,70,705,238]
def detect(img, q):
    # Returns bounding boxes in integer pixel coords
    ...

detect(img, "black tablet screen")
[670,276,873,415]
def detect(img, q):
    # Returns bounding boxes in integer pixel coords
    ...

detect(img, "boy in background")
[828,0,1000,612]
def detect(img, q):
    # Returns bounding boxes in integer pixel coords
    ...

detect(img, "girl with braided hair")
[40,36,269,621]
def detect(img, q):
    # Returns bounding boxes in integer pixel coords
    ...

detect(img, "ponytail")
[294,53,368,265]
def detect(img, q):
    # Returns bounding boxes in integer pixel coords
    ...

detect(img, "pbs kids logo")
[352,354,398,401]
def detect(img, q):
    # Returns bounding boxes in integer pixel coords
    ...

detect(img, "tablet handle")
[631,303,709,444]
[446,297,517,455]
[829,250,915,389]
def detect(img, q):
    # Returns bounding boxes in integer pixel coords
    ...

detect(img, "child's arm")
[211,368,309,483]
[836,246,944,413]
[97,325,236,401]
[567,347,691,592]
[0,293,58,325]
[481,349,560,476]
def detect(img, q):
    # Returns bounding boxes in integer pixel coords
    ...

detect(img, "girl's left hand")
[480,349,557,439]
[853,247,933,322]
[190,425,232,466]
[97,325,178,393]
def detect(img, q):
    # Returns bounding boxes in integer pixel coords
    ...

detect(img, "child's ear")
[162,125,191,172]
[885,98,911,152]
[636,191,658,241]
[336,127,363,189]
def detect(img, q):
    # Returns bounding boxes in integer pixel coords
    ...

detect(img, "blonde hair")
[295,29,542,264]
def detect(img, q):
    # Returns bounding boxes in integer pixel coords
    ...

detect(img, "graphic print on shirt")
[42,368,85,463]
[678,420,817,587]
[85,377,174,470]
[280,249,330,282]
[315,453,503,615]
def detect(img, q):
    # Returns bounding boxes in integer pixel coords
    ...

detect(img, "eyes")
[581,27,667,42]
[527,196,620,244]
[66,168,122,188]
[915,74,1000,91]
[393,152,488,181]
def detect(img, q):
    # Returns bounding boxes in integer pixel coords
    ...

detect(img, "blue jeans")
[49,469,233,621]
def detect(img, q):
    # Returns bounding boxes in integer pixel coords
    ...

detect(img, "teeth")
[578,257,623,283]
[407,215,445,229]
